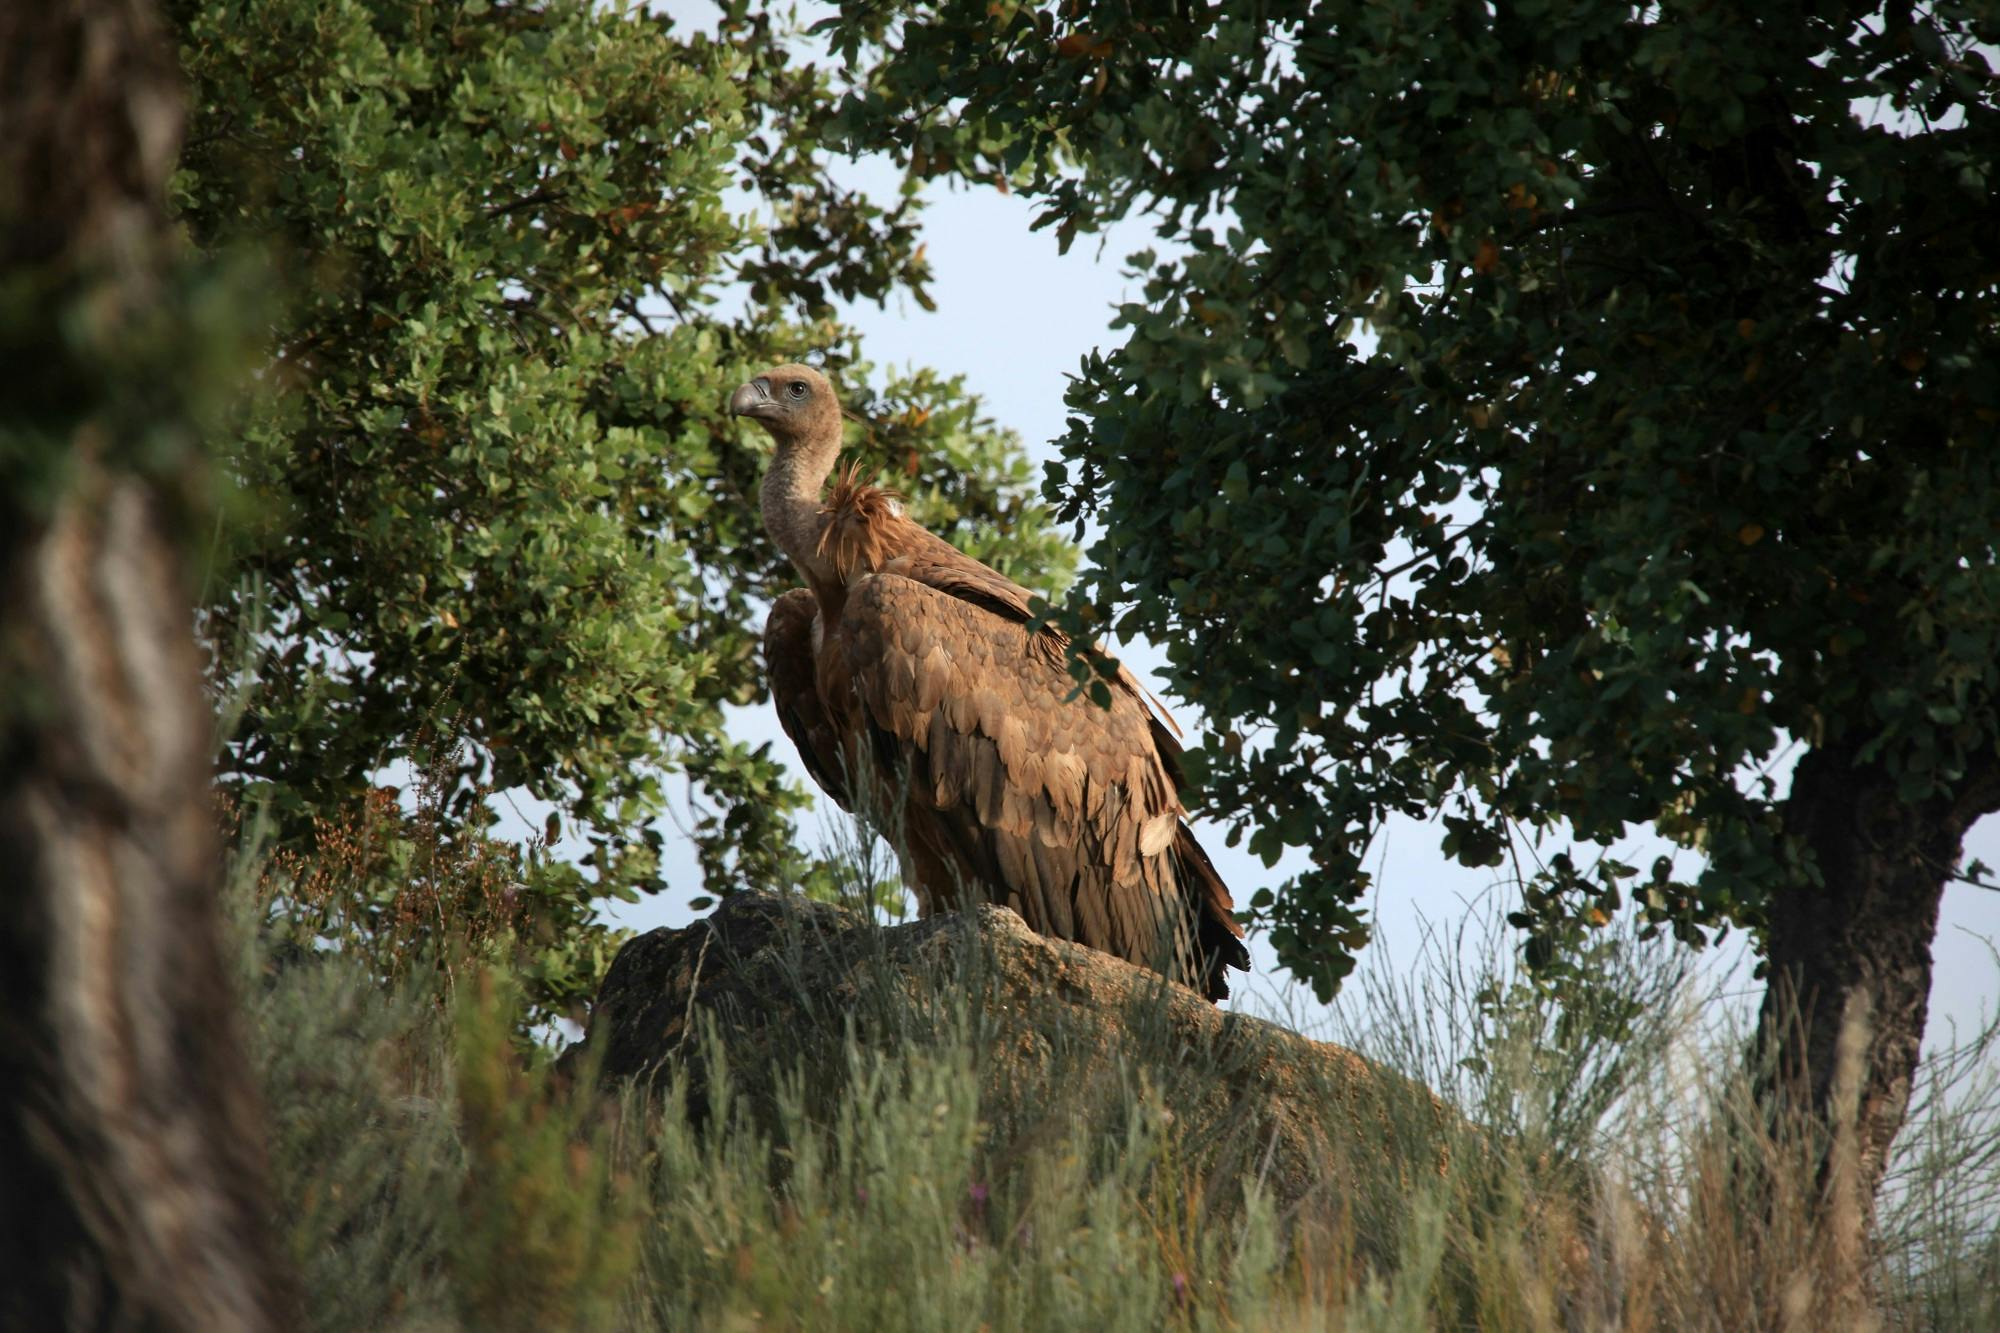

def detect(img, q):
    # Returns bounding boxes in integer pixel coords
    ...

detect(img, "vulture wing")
[830,543,1250,999]
[764,588,850,808]
[822,490,1180,732]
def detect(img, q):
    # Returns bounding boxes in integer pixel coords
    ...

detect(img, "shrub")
[236,827,2000,1329]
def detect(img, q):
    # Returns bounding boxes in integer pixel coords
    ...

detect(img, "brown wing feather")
[837,570,1246,999]
[822,471,1180,736]
[764,588,850,808]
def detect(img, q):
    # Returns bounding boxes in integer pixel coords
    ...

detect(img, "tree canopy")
[825,0,2000,1189]
[168,0,1070,1001]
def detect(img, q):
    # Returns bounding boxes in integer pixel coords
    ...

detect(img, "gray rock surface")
[569,892,1453,1219]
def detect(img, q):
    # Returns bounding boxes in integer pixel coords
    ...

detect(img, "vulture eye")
[788,381,807,399]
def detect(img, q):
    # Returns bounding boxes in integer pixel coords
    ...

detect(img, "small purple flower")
[1171,1272,1189,1307]
[968,1182,988,1205]
[855,1185,870,1205]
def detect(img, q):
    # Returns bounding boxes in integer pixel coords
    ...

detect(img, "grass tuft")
[231,815,2000,1329]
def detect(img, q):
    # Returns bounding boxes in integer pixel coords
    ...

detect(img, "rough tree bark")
[0,1,296,1328]
[1757,743,1998,1203]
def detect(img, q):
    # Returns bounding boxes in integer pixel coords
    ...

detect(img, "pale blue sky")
[601,1,2000,1052]
[600,171,2000,1053]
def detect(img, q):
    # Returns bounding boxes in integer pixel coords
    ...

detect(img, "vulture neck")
[761,435,840,585]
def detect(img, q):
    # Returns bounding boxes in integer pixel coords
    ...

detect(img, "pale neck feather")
[760,438,840,582]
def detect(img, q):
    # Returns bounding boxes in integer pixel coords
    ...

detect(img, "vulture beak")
[729,377,776,420]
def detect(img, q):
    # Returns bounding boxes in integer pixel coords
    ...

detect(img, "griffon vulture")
[735,363,1251,1001]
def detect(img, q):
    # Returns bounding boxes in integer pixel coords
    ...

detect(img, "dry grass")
[228,814,2000,1331]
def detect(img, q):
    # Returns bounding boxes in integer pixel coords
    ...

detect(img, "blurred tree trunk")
[0,1,295,1328]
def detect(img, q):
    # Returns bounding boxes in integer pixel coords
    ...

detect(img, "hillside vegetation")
[240,801,2000,1331]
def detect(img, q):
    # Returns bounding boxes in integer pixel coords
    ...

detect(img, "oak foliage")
[168,0,1070,1010]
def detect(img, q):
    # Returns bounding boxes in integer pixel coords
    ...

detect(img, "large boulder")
[569,892,1452,1219]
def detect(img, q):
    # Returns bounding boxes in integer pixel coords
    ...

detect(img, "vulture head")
[730,363,842,459]
[742,362,849,577]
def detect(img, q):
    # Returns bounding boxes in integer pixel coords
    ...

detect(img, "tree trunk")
[1756,743,1990,1205]
[0,1,296,1328]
